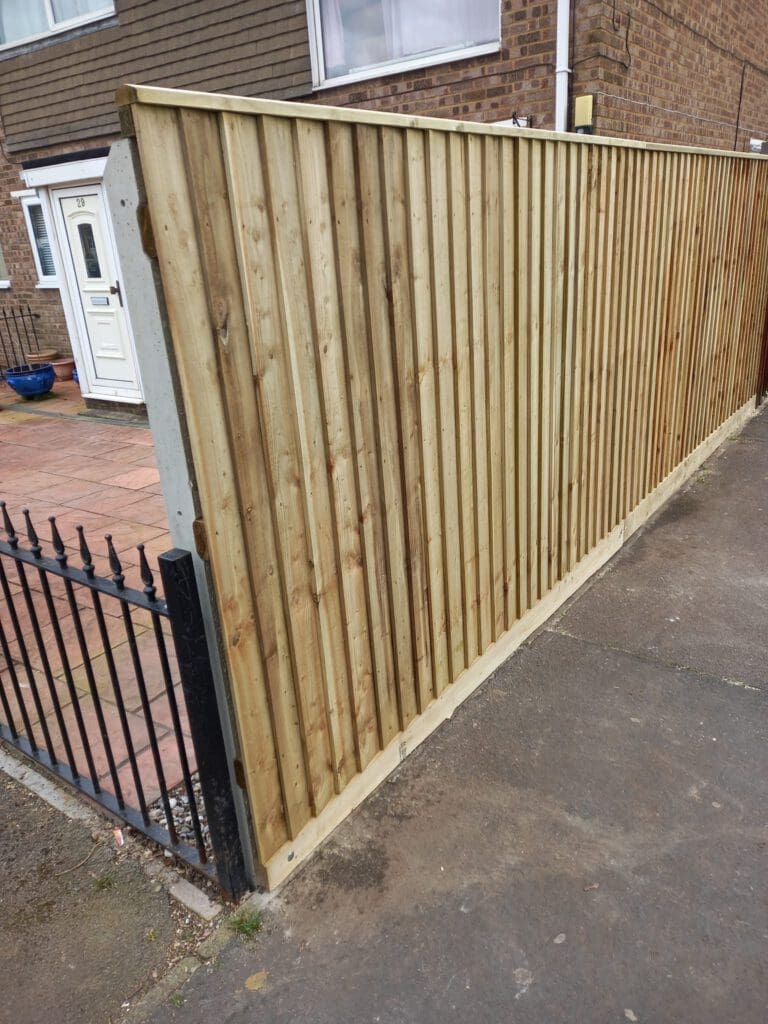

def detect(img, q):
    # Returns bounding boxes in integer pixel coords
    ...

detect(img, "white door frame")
[50,182,144,403]
[21,160,144,404]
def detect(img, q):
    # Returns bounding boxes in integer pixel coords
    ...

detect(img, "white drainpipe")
[555,0,571,132]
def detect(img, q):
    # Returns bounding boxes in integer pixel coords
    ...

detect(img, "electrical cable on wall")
[574,0,768,148]
[592,89,768,139]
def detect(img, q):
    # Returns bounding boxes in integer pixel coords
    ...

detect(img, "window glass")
[0,0,112,45]
[77,223,101,279]
[51,0,111,24]
[28,203,56,278]
[318,0,499,80]
[0,242,8,282]
[0,1,47,45]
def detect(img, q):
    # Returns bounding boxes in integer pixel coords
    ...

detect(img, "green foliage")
[229,906,263,939]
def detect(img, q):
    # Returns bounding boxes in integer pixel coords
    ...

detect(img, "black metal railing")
[0,305,42,371]
[0,501,248,898]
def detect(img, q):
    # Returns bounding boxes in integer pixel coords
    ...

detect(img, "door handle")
[109,281,123,307]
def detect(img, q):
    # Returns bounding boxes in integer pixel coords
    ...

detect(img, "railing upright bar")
[17,305,31,355]
[26,305,40,351]
[60,576,127,805]
[119,601,179,844]
[15,511,81,778]
[152,614,206,859]
[0,672,19,739]
[13,558,80,777]
[88,587,152,823]
[0,310,11,368]
[139,543,206,857]
[35,566,101,790]
[0,616,36,746]
[0,558,57,761]
[159,548,249,899]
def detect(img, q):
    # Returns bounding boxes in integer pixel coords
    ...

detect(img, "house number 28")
[76,197,86,208]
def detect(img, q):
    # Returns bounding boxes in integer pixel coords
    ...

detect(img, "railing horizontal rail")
[0,724,209,871]
[0,537,169,614]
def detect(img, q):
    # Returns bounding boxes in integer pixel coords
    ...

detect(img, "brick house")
[0,0,766,408]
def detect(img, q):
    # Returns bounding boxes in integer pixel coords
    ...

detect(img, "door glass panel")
[77,223,101,278]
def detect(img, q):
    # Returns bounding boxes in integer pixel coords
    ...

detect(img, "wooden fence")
[118,85,768,886]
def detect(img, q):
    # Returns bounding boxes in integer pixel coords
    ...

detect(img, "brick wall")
[302,0,768,151]
[571,0,768,150]
[0,127,71,357]
[0,0,311,154]
[303,1,558,129]
[1,1,767,156]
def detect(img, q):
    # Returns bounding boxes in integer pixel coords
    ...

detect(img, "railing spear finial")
[22,508,42,558]
[105,535,125,590]
[49,516,67,568]
[0,501,18,549]
[137,544,157,601]
[76,524,95,578]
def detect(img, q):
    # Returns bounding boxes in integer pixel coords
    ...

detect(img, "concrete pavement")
[0,760,209,1024]
[141,405,768,1024]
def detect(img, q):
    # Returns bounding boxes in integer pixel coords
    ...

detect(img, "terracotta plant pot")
[51,357,76,381]
[25,348,59,364]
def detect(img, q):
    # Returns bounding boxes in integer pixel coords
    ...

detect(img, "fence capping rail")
[116,82,768,161]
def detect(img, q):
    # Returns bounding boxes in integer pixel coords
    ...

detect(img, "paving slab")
[142,406,768,1024]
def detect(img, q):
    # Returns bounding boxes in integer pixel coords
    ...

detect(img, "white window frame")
[0,243,9,288]
[19,193,60,288]
[0,1,114,53]
[306,0,501,90]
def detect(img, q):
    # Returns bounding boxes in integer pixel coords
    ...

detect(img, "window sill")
[0,281,10,289]
[35,281,60,290]
[0,10,115,57]
[312,41,500,91]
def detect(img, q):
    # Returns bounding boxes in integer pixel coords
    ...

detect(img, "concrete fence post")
[103,138,259,889]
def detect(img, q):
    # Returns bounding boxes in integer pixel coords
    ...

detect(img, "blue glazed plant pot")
[4,363,56,399]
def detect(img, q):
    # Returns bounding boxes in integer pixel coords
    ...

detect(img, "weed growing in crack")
[229,907,263,939]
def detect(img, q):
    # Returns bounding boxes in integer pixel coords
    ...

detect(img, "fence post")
[756,295,768,407]
[104,138,259,889]
[159,548,249,900]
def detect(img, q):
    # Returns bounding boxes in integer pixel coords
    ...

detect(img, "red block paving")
[0,379,196,825]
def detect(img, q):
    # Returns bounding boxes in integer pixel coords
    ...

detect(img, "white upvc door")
[51,183,143,402]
